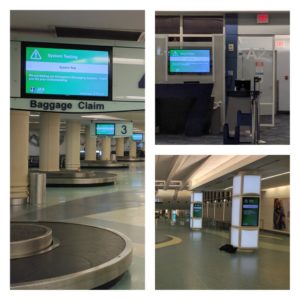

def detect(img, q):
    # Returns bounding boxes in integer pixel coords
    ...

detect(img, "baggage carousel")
[11,222,133,289]
[45,170,117,187]
[116,156,145,162]
[80,160,129,169]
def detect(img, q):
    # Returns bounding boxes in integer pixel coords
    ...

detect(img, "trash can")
[111,152,117,162]
[29,172,46,205]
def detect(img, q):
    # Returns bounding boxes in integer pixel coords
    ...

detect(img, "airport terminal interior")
[10,11,145,289]
[155,155,290,289]
[9,9,293,292]
[155,12,290,145]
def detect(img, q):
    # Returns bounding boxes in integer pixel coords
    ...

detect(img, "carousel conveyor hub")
[44,170,117,187]
[11,222,133,289]
[80,160,129,169]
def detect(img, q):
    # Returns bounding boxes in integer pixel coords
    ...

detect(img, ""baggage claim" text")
[30,100,105,112]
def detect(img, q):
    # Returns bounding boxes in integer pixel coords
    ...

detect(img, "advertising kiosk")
[190,192,203,230]
[231,172,261,249]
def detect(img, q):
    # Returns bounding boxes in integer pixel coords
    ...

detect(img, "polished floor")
[156,113,289,145]
[11,162,145,290]
[156,220,289,290]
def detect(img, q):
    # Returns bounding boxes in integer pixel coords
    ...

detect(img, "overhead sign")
[90,121,133,137]
[115,122,133,137]
[10,98,144,113]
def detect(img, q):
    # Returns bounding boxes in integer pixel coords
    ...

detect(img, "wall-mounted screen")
[193,202,203,218]
[21,42,112,100]
[132,133,143,141]
[241,197,260,226]
[171,210,177,222]
[168,48,212,74]
[95,123,115,136]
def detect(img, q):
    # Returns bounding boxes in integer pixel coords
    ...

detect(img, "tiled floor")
[11,162,145,290]
[156,221,289,290]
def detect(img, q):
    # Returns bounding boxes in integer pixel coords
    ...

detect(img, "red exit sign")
[257,13,269,24]
[275,40,286,48]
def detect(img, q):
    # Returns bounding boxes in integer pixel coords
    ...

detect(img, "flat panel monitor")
[193,202,203,218]
[95,123,115,136]
[132,133,143,141]
[235,80,251,92]
[171,210,177,222]
[21,42,112,100]
[168,48,212,74]
[241,197,260,226]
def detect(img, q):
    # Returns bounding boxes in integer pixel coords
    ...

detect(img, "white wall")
[260,185,290,233]
[113,47,144,101]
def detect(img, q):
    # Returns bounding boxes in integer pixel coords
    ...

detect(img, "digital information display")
[21,42,111,99]
[172,210,177,222]
[193,202,203,218]
[132,133,143,141]
[168,49,211,74]
[241,197,260,226]
[95,123,115,136]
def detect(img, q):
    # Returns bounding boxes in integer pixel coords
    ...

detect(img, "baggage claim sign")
[10,97,144,113]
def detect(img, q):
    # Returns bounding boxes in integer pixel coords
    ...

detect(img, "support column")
[116,138,125,157]
[10,110,30,204]
[39,112,60,171]
[129,140,137,158]
[85,125,96,160]
[101,137,111,161]
[65,120,81,170]
[231,172,261,249]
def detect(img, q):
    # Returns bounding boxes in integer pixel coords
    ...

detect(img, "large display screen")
[21,42,112,100]
[95,123,115,136]
[241,197,260,226]
[168,48,212,74]
[193,202,203,218]
[132,133,143,141]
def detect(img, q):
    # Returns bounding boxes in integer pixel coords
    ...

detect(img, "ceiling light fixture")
[261,171,290,181]
[222,171,290,190]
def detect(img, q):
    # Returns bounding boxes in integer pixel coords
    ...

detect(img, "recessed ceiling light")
[81,115,124,120]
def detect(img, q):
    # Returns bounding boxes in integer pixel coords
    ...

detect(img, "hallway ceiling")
[11,11,145,34]
[155,155,290,191]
